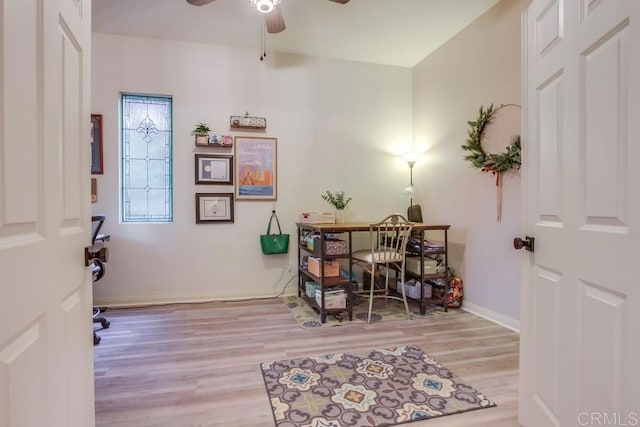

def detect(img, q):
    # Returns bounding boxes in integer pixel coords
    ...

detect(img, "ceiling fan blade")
[328,0,350,4]
[265,6,286,34]
[186,0,216,6]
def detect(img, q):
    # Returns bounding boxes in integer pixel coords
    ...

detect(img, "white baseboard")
[462,301,520,333]
[94,290,296,308]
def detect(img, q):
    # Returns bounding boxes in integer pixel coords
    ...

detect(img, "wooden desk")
[296,222,451,322]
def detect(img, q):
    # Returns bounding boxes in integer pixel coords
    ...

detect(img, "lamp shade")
[403,151,420,167]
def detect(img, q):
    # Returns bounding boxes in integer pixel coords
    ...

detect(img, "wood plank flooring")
[94,297,520,427]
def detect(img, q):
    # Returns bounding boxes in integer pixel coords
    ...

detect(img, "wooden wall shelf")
[229,115,266,130]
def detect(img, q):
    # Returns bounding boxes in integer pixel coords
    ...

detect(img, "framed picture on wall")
[234,136,277,200]
[195,154,233,185]
[91,114,104,174]
[195,193,234,223]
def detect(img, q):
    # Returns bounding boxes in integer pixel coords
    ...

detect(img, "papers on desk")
[406,237,445,253]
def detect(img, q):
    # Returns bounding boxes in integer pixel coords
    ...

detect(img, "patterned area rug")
[260,345,495,427]
[282,295,449,329]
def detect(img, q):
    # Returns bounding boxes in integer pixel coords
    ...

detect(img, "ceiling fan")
[186,0,350,34]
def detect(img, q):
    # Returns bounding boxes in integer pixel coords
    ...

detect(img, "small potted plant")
[192,122,211,146]
[321,190,352,223]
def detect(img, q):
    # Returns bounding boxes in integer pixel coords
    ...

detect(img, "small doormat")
[282,295,449,329]
[260,345,495,427]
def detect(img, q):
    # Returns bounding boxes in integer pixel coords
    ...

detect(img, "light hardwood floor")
[94,297,520,427]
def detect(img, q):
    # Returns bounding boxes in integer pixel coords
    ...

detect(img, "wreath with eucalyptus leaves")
[461,103,521,174]
[461,103,521,222]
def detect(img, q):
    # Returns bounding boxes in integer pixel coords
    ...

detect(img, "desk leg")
[420,228,427,315]
[443,227,449,312]
[347,282,353,321]
[443,270,450,313]
[348,230,353,321]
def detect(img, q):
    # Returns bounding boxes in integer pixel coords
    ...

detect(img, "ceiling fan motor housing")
[250,0,281,14]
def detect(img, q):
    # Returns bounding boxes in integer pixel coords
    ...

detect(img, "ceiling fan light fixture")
[250,0,281,14]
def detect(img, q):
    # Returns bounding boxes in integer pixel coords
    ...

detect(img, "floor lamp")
[403,152,422,222]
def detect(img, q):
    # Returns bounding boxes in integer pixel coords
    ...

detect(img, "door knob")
[513,236,535,252]
[85,244,109,266]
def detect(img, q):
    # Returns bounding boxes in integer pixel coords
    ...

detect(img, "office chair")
[91,214,110,345]
[352,214,414,323]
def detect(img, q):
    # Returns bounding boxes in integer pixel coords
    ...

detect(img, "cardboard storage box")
[299,212,336,224]
[308,257,340,277]
[405,258,439,275]
[397,280,432,300]
[315,289,346,309]
[307,238,348,255]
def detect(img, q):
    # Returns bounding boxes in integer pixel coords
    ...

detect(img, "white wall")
[412,0,530,325]
[91,34,413,305]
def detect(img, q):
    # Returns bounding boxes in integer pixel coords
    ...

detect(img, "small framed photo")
[91,114,104,174]
[195,193,234,223]
[208,134,233,147]
[195,154,233,185]
[234,136,277,200]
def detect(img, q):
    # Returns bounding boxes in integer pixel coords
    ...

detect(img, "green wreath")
[461,104,521,174]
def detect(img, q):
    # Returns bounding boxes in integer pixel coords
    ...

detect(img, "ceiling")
[92,0,500,68]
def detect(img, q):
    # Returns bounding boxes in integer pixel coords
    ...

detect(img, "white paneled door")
[0,0,94,426]
[521,0,639,426]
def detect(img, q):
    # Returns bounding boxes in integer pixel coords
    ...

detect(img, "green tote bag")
[260,211,289,255]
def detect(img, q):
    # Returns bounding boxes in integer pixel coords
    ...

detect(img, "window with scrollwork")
[120,94,173,223]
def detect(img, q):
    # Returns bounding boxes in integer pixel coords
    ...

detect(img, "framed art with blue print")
[195,154,233,185]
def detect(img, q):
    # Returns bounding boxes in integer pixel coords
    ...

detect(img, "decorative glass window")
[121,94,173,223]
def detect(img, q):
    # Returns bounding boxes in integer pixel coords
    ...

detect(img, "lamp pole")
[407,160,415,207]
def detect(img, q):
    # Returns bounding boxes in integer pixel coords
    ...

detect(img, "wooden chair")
[352,214,414,323]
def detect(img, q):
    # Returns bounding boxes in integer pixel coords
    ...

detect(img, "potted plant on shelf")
[192,122,211,146]
[321,190,352,224]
